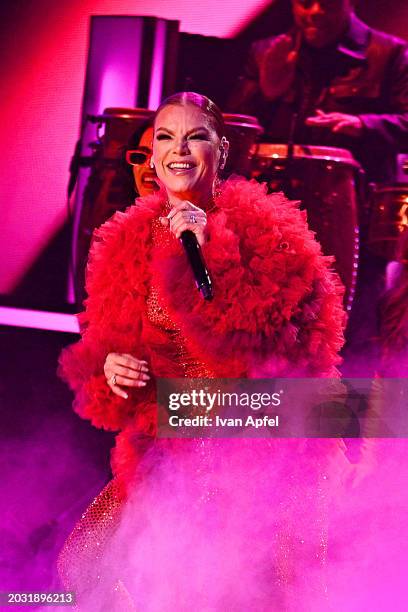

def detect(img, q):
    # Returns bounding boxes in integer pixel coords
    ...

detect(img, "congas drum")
[368,185,408,261]
[222,114,263,177]
[251,144,361,310]
[74,108,154,303]
[90,107,154,160]
[84,107,155,223]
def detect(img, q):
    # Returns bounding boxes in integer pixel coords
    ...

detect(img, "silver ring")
[110,375,117,386]
[189,213,197,224]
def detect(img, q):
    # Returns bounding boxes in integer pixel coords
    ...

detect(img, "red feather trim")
[59,177,346,486]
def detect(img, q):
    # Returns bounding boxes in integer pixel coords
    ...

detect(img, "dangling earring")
[149,158,155,169]
[218,136,229,170]
[212,175,221,201]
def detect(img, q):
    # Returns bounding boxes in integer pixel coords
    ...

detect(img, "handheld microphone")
[180,231,213,300]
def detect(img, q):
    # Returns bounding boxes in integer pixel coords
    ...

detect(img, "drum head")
[223,114,264,133]
[221,114,263,177]
[252,143,360,168]
[91,107,154,122]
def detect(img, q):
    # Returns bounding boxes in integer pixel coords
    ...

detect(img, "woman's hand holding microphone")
[160,200,209,246]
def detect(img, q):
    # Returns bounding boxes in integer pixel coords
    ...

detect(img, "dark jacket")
[228,14,408,182]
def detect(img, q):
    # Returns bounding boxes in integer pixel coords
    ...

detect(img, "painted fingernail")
[140,381,147,386]
[124,393,129,399]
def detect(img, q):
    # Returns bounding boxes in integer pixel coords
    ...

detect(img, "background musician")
[228,0,408,184]
[229,0,408,374]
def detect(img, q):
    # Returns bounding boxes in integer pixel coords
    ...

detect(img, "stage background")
[0,0,407,303]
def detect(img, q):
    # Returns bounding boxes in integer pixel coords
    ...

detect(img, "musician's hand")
[259,32,301,100]
[160,200,208,246]
[104,353,150,399]
[306,110,364,138]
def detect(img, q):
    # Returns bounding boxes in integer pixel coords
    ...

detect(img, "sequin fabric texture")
[57,479,130,610]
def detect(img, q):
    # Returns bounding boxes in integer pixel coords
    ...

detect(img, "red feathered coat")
[59,177,345,485]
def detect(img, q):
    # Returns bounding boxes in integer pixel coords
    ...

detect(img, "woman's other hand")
[160,200,208,246]
[104,353,150,399]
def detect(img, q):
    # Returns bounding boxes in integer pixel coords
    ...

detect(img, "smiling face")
[132,126,159,197]
[292,0,352,48]
[152,103,222,205]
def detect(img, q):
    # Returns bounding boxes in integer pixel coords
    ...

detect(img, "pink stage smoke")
[73,438,348,611]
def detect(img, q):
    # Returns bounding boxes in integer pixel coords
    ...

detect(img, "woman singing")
[59,92,347,611]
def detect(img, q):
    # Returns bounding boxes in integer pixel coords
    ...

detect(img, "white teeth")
[168,162,194,169]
